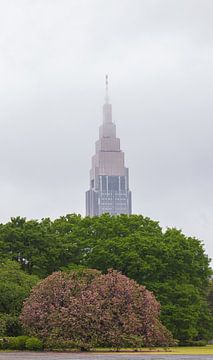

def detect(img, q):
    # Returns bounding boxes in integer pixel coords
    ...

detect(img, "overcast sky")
[0,0,212,264]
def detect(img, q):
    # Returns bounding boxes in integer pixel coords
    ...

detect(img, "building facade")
[86,76,132,216]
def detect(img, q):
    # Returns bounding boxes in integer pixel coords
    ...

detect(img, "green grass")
[160,345,213,355]
[1,345,213,354]
[94,345,213,355]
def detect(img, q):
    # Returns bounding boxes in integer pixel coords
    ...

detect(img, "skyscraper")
[86,76,132,216]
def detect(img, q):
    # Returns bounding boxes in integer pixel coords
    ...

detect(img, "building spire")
[105,74,109,104]
[103,74,112,123]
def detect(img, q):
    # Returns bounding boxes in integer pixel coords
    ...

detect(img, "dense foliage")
[208,279,213,315]
[0,260,38,336]
[21,269,174,348]
[0,336,43,351]
[0,213,212,342]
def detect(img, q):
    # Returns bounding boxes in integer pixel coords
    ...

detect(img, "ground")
[1,346,213,359]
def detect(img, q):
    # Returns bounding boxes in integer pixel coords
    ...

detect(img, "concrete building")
[86,76,132,216]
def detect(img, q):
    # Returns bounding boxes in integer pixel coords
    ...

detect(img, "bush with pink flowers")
[20,269,174,349]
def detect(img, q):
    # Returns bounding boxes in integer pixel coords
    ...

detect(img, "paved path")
[0,353,213,360]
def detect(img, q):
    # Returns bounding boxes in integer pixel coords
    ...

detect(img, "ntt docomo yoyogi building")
[86,76,132,216]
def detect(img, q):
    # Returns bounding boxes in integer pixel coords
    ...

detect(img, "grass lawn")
[94,345,213,355]
[1,345,213,354]
[159,345,213,355]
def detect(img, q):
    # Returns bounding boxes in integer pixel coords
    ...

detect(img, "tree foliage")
[0,213,212,341]
[208,279,213,314]
[0,260,38,315]
[21,269,174,348]
[0,260,39,336]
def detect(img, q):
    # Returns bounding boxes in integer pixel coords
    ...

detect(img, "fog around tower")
[0,0,212,264]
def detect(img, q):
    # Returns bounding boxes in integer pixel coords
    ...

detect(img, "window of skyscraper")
[102,176,107,191]
[108,176,119,191]
[120,176,126,191]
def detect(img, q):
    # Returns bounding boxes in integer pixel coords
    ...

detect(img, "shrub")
[180,339,207,346]
[21,269,174,349]
[0,336,30,350]
[6,337,19,350]
[44,339,77,350]
[0,315,22,337]
[0,316,7,337]
[0,338,9,350]
[25,337,43,351]
[14,336,29,350]
[5,317,23,337]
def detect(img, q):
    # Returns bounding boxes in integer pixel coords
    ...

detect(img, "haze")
[0,0,212,263]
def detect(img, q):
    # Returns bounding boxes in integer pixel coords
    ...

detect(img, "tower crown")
[105,74,109,104]
[103,75,112,124]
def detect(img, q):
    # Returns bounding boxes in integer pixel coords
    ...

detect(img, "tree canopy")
[0,260,38,336]
[0,213,212,342]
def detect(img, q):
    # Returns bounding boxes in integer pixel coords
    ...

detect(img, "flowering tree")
[20,269,174,349]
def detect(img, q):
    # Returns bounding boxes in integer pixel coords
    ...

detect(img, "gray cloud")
[0,0,212,263]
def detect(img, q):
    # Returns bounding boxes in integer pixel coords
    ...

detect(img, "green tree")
[0,213,212,342]
[0,215,83,277]
[0,260,39,336]
[79,220,213,342]
[207,279,213,314]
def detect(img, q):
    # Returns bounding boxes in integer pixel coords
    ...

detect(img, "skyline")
[0,0,212,263]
